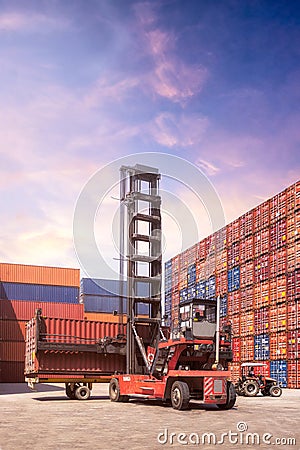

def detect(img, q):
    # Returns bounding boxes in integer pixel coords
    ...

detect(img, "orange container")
[240,336,254,361]
[240,210,254,237]
[83,312,126,323]
[269,275,286,304]
[240,311,254,336]
[254,281,269,309]
[270,191,287,224]
[216,271,227,296]
[197,240,206,260]
[239,235,253,264]
[216,249,227,272]
[240,261,254,288]
[254,229,269,257]
[227,218,240,246]
[254,200,270,230]
[230,314,240,337]
[240,286,254,311]
[228,362,241,383]
[204,255,216,279]
[270,332,287,360]
[0,263,80,287]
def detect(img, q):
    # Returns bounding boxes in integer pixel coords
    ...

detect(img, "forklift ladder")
[119,164,162,374]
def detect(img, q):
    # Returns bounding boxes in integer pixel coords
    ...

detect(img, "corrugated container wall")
[164,180,300,388]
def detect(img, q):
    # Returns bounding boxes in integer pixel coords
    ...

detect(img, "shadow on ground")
[34,395,110,402]
[0,383,65,395]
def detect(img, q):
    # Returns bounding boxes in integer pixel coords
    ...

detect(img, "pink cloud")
[0,12,70,32]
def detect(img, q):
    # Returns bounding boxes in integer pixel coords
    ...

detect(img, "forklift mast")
[119,164,162,374]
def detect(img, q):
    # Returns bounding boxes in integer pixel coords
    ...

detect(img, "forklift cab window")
[193,304,216,323]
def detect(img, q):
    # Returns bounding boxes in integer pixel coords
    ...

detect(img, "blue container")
[220,295,227,317]
[207,276,216,298]
[228,267,240,292]
[82,294,149,315]
[165,260,172,272]
[270,360,287,388]
[254,333,270,360]
[80,278,149,297]
[179,288,188,304]
[195,280,206,299]
[187,264,196,286]
[165,275,172,291]
[188,285,196,301]
[0,282,79,303]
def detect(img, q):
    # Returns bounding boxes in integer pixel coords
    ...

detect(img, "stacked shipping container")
[0,263,81,382]
[165,180,300,388]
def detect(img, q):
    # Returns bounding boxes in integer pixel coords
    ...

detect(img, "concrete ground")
[0,383,299,450]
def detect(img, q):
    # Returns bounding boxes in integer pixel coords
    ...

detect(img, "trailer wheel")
[171,381,190,410]
[75,385,91,400]
[65,383,78,400]
[109,378,129,403]
[217,382,236,410]
[244,380,259,397]
[269,385,282,397]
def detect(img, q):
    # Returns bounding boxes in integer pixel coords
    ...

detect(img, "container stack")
[164,180,300,388]
[0,263,82,382]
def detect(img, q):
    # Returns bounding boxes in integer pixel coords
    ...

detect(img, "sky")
[0,0,299,278]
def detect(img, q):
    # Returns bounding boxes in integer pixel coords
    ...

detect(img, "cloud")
[0,12,70,33]
[133,10,209,104]
[196,159,220,176]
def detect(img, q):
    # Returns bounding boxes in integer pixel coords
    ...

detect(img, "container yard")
[164,180,300,389]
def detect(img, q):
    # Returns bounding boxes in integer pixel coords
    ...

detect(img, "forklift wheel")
[109,378,129,403]
[171,381,190,410]
[217,382,236,410]
[65,383,79,400]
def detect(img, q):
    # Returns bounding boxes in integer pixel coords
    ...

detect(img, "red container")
[179,251,188,271]
[0,341,25,361]
[230,314,240,337]
[240,311,254,336]
[254,255,269,283]
[269,275,287,304]
[286,184,296,215]
[215,227,227,253]
[216,249,227,272]
[171,255,180,272]
[196,259,205,282]
[270,218,287,250]
[232,337,240,362]
[205,235,215,256]
[0,300,84,321]
[240,286,254,311]
[239,236,253,264]
[240,210,253,237]
[204,255,216,279]
[230,291,240,315]
[287,331,300,359]
[0,320,27,341]
[270,191,287,224]
[254,281,269,309]
[216,271,227,296]
[187,243,197,264]
[227,218,240,246]
[254,307,269,335]
[171,270,179,286]
[197,240,206,260]
[287,216,296,243]
[240,261,254,288]
[0,361,25,382]
[254,200,270,230]
[252,361,270,378]
[269,248,287,277]
[295,180,300,209]
[228,362,241,383]
[270,332,287,360]
[254,229,269,257]
[0,263,80,287]
[227,242,240,269]
[287,359,300,389]
[287,300,300,330]
[287,244,296,272]
[240,336,254,361]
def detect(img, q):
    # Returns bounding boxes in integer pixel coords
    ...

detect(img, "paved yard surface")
[0,383,299,450]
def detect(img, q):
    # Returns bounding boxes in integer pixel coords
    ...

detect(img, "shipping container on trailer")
[0,263,80,287]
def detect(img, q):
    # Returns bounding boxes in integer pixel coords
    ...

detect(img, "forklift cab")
[179,299,217,339]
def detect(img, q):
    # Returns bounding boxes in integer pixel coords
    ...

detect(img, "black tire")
[269,385,282,397]
[75,385,91,400]
[217,382,236,410]
[171,381,190,410]
[244,380,259,397]
[109,378,129,403]
[65,383,78,400]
